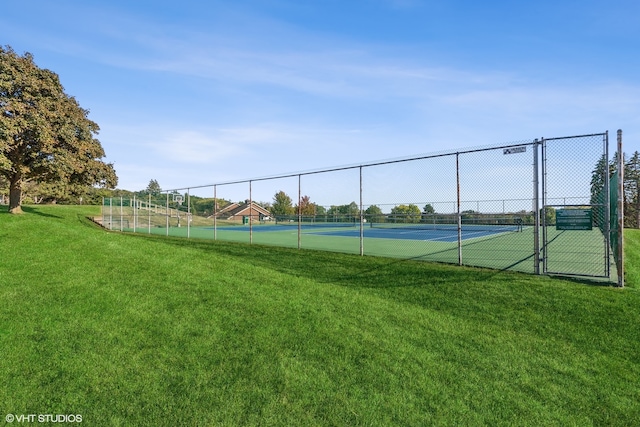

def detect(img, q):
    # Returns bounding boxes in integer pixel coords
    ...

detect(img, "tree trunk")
[9,175,23,214]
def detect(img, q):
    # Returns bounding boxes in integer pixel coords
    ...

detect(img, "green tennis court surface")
[131,223,614,280]
[209,223,521,241]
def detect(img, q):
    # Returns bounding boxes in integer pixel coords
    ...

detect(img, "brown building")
[209,201,271,223]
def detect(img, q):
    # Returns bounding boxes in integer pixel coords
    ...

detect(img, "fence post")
[298,175,302,250]
[534,139,540,275]
[360,166,364,256]
[166,193,169,236]
[187,189,191,239]
[213,185,217,241]
[120,196,124,232]
[133,195,137,232]
[250,180,253,244]
[617,130,624,287]
[456,153,462,266]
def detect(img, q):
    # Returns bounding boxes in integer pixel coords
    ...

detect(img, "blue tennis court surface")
[208,224,518,242]
[307,227,515,242]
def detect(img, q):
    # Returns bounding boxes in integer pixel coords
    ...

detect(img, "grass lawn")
[624,228,640,288]
[1,205,639,426]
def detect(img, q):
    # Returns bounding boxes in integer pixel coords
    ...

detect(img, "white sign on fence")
[503,146,527,155]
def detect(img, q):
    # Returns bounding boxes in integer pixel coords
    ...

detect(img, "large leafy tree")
[296,195,317,216]
[271,190,294,216]
[364,204,384,223]
[0,46,117,213]
[390,204,421,223]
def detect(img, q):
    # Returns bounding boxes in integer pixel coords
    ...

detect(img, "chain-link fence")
[101,132,622,283]
[542,134,612,279]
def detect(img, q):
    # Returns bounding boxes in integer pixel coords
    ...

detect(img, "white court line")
[375,227,512,242]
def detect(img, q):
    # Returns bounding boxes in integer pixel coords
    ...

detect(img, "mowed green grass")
[625,228,640,288]
[1,205,639,426]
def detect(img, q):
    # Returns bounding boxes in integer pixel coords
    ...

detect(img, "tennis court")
[102,132,622,284]
[163,221,608,279]
[207,221,522,242]
[170,221,531,272]
[309,224,521,242]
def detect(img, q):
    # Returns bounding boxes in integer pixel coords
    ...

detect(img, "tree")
[589,153,616,228]
[364,205,384,223]
[390,204,421,223]
[0,46,117,213]
[194,197,231,217]
[0,175,7,204]
[327,202,359,220]
[543,207,556,225]
[297,195,317,216]
[421,203,436,223]
[271,190,294,216]
[590,154,612,207]
[143,179,162,197]
[347,201,359,217]
[625,151,640,228]
[423,203,435,214]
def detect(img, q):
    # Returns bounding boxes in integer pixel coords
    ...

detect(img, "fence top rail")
[162,139,540,193]
[541,132,606,142]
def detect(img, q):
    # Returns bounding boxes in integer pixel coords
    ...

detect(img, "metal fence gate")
[541,133,612,279]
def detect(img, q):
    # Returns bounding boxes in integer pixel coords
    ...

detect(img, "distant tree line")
[590,151,640,229]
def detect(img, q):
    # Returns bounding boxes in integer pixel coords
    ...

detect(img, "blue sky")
[3,0,639,197]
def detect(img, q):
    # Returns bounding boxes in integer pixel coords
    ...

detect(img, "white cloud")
[152,127,292,164]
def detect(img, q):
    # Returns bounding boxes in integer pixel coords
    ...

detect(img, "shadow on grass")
[108,233,628,338]
[21,205,64,219]
[125,232,608,291]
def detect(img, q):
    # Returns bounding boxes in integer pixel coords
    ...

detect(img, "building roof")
[211,201,271,219]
